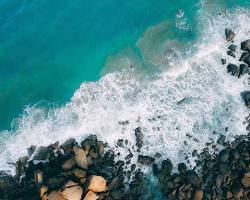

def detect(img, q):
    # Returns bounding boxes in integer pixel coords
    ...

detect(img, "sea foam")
[0,8,250,173]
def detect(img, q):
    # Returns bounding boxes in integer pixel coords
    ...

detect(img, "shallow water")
[0,0,250,181]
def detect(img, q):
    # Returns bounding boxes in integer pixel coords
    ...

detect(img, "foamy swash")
[0,9,250,173]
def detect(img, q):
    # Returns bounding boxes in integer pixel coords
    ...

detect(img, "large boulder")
[241,40,250,51]
[238,64,249,78]
[239,51,250,61]
[73,146,88,169]
[61,181,83,200]
[32,146,52,163]
[83,191,98,200]
[0,172,21,199]
[227,64,239,76]
[47,191,67,200]
[241,91,250,108]
[87,176,106,192]
[225,29,235,41]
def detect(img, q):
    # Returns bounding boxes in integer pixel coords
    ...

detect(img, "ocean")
[0,0,250,181]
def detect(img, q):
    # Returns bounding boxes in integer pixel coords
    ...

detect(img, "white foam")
[1,8,250,173]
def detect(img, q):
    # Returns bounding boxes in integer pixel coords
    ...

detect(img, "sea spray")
[0,8,250,174]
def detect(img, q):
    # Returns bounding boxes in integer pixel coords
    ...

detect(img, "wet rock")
[185,170,201,187]
[47,191,67,200]
[228,44,237,52]
[0,172,21,199]
[32,146,52,162]
[217,135,226,145]
[241,39,250,51]
[97,141,104,157]
[62,157,76,170]
[73,146,88,169]
[61,181,83,200]
[241,91,250,108]
[40,185,48,199]
[109,176,121,191]
[125,153,133,160]
[73,168,86,179]
[241,173,250,188]
[27,145,37,157]
[60,138,75,156]
[194,190,203,200]
[227,50,236,58]
[227,64,239,76]
[239,51,250,61]
[137,155,155,165]
[81,134,97,154]
[221,59,226,65]
[88,175,106,192]
[238,64,249,78]
[135,127,143,150]
[83,191,98,200]
[225,29,235,41]
[178,162,187,174]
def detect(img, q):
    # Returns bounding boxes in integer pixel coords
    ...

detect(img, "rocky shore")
[1,29,250,200]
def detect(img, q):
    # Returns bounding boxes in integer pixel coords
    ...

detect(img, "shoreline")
[1,29,250,200]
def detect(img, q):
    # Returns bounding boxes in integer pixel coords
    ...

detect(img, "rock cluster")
[0,135,146,200]
[154,135,250,200]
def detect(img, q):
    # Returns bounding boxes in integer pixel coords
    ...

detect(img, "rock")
[46,177,66,189]
[0,172,21,198]
[137,155,155,165]
[185,170,201,187]
[73,146,88,169]
[243,54,250,65]
[228,44,237,52]
[227,64,239,76]
[241,91,250,108]
[61,181,83,200]
[62,157,76,170]
[111,190,124,199]
[225,29,235,41]
[81,134,97,154]
[241,39,250,51]
[88,176,106,192]
[178,163,187,174]
[48,191,67,200]
[109,176,120,191]
[239,51,250,61]
[97,141,104,157]
[238,64,249,78]
[35,170,43,185]
[161,159,173,175]
[60,138,76,156]
[217,135,226,145]
[83,191,98,200]
[194,190,203,200]
[227,50,236,58]
[135,127,143,150]
[221,59,226,65]
[27,145,37,157]
[241,173,250,188]
[40,185,48,199]
[32,146,52,162]
[73,168,86,179]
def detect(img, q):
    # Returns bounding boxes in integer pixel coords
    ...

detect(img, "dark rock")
[97,141,104,157]
[137,155,155,165]
[239,51,250,61]
[111,190,124,199]
[221,59,226,65]
[241,91,250,108]
[60,138,75,156]
[228,44,237,52]
[178,163,187,174]
[243,54,250,65]
[32,146,52,163]
[217,135,226,145]
[125,153,133,161]
[27,145,36,157]
[225,29,235,41]
[227,50,236,58]
[227,64,239,76]
[238,64,249,78]
[241,39,250,51]
[135,127,143,150]
[185,170,202,187]
[80,134,97,153]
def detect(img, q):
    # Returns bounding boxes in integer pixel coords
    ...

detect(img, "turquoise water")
[1,1,250,192]
[0,0,199,130]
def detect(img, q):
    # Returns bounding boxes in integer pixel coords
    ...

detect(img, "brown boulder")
[194,190,203,200]
[62,157,76,170]
[88,176,106,193]
[73,146,88,169]
[47,191,67,200]
[241,172,250,188]
[83,191,98,200]
[61,181,83,200]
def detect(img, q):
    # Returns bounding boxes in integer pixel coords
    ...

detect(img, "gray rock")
[138,155,155,165]
[227,64,239,76]
[217,135,226,145]
[228,44,237,52]
[239,51,250,61]
[241,91,250,108]
[225,29,235,41]
[241,39,250,51]
[221,59,226,65]
[32,146,51,162]
[238,64,249,78]
[227,50,236,58]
